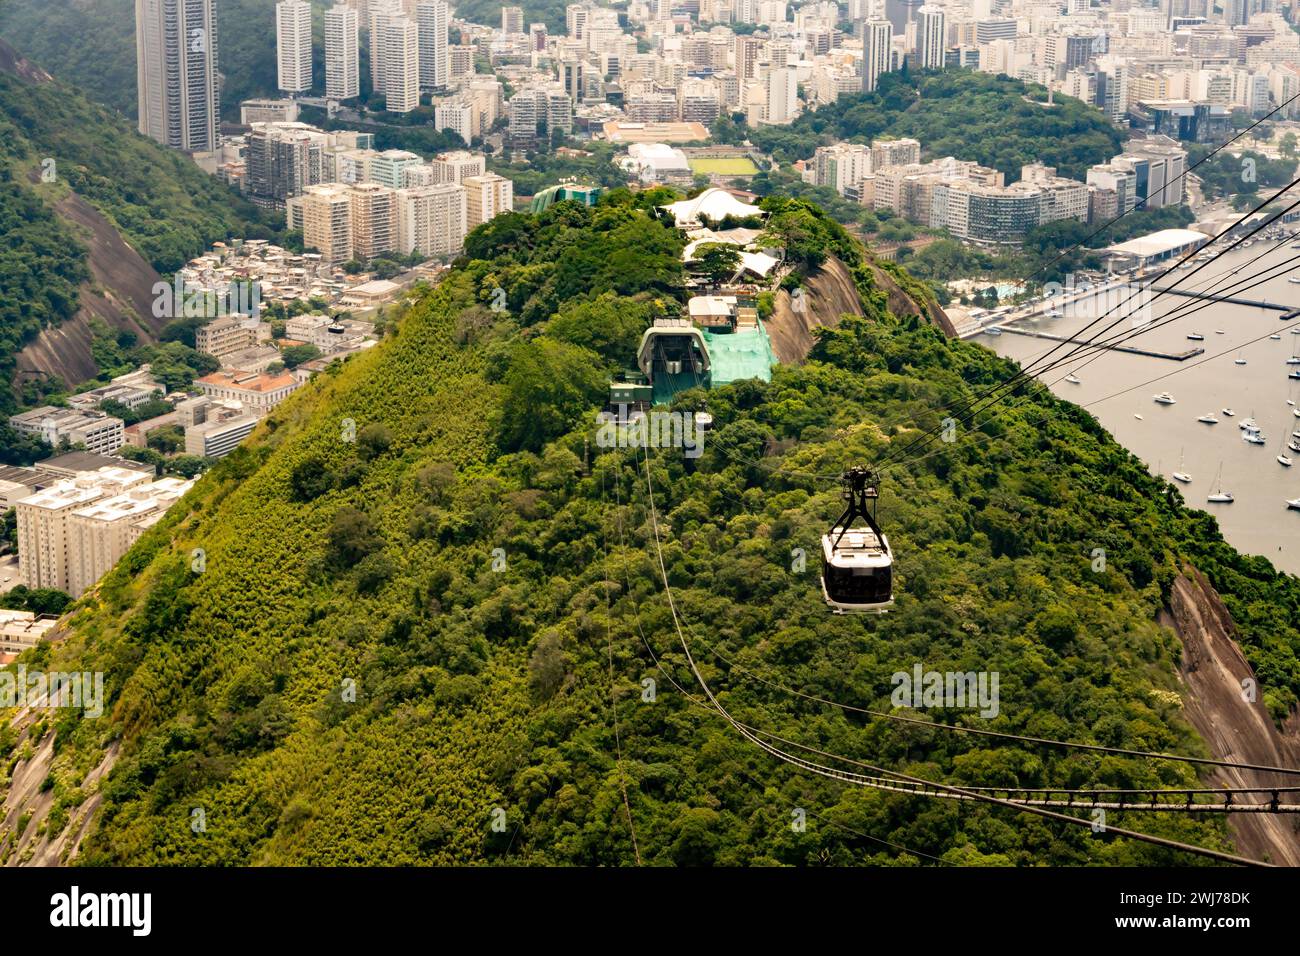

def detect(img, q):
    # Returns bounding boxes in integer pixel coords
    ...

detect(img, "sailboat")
[1279,434,1293,467]
[1207,464,1233,503]
[1064,373,1081,384]
[1171,449,1191,483]
[1234,350,1247,365]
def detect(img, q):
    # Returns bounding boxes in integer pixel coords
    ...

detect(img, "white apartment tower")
[325,4,361,100]
[863,19,893,93]
[462,173,514,227]
[376,13,421,112]
[417,1,450,92]
[566,3,589,40]
[765,66,799,124]
[135,0,220,152]
[396,183,468,257]
[502,6,524,34]
[916,6,947,71]
[276,0,313,94]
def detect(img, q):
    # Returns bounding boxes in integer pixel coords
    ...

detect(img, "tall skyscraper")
[325,4,361,100]
[276,0,313,94]
[566,3,589,40]
[417,1,450,92]
[863,19,892,93]
[502,6,524,34]
[916,6,947,71]
[135,0,220,152]
[377,14,420,112]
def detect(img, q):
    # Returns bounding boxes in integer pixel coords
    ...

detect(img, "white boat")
[1235,358,1247,365]
[1239,417,1257,429]
[1064,374,1081,384]
[1289,371,1300,380]
[1134,413,1144,420]
[1289,441,1300,453]
[1222,408,1235,417]
[1281,456,1294,467]
[1216,330,1226,334]
[1288,498,1300,511]
[1187,333,1204,341]
[1153,392,1176,404]
[1286,358,1300,365]
[1272,334,1282,340]
[1289,275,1300,284]
[1172,472,1191,483]
[1244,430,1266,445]
[1208,491,1234,503]
[1294,408,1300,418]
[1197,413,1219,424]
[1045,308,1063,318]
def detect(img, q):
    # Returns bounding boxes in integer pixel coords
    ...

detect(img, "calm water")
[986,240,1300,574]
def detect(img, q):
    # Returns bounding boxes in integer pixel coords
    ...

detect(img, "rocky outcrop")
[14,189,166,389]
[1165,567,1300,866]
[765,254,954,366]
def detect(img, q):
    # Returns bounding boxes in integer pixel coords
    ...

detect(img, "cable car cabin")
[821,528,894,613]
[820,468,894,614]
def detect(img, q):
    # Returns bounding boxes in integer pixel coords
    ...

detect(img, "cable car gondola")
[821,467,894,614]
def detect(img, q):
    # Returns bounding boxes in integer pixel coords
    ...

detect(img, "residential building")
[863,20,893,93]
[135,0,220,152]
[195,314,262,359]
[348,182,398,260]
[430,150,486,184]
[396,183,469,257]
[916,6,947,71]
[463,173,515,227]
[417,1,450,92]
[293,183,354,264]
[276,0,313,94]
[325,4,361,100]
[67,478,194,597]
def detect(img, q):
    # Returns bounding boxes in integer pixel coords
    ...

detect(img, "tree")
[280,344,321,369]
[327,506,382,568]
[690,242,743,285]
[498,339,607,453]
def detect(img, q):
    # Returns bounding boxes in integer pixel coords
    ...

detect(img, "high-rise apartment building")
[462,173,514,227]
[325,4,361,100]
[396,184,468,257]
[377,13,420,112]
[916,6,947,70]
[417,1,450,92]
[135,0,220,151]
[348,182,398,260]
[502,6,524,34]
[863,19,893,93]
[294,183,354,264]
[276,0,313,94]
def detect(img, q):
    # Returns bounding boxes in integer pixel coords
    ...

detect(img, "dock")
[1147,286,1300,321]
[995,324,1205,360]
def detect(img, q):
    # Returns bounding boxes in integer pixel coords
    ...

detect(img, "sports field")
[688,156,759,176]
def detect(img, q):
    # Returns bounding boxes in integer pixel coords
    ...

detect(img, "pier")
[995,324,1205,360]
[1148,286,1300,321]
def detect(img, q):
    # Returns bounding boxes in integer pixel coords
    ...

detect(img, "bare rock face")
[764,254,955,366]
[1166,567,1300,866]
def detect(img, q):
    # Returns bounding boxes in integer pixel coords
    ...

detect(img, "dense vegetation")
[725,71,1124,182]
[0,167,88,400]
[5,191,1297,867]
[0,70,279,273]
[1190,145,1298,210]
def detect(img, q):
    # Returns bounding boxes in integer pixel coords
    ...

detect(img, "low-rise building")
[195,370,302,417]
[9,408,125,456]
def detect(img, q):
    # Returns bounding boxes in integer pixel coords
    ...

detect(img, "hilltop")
[1,190,1298,866]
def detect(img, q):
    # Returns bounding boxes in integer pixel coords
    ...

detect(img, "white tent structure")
[662,187,764,229]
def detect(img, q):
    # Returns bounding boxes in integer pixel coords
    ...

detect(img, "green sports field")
[688,156,759,176]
